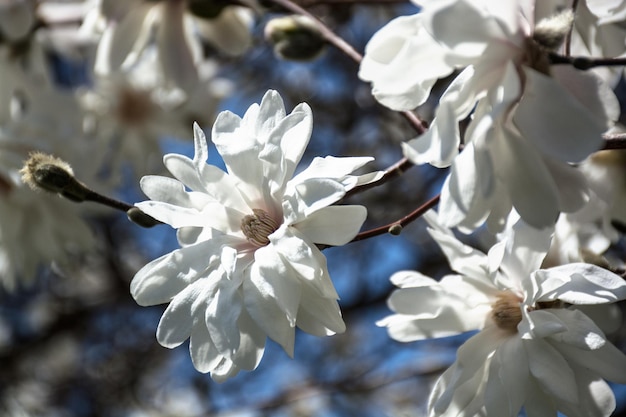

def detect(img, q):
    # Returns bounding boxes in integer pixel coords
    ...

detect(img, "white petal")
[497,217,552,284]
[210,358,241,382]
[94,5,152,73]
[189,320,223,373]
[431,327,506,415]
[156,3,199,92]
[297,283,345,336]
[230,309,266,371]
[244,246,301,356]
[402,96,461,168]
[130,240,217,306]
[290,156,374,185]
[424,211,491,280]
[547,308,606,350]
[524,378,559,417]
[140,175,212,208]
[205,279,243,358]
[425,0,511,59]
[294,205,366,246]
[135,200,206,228]
[551,65,619,128]
[402,66,478,168]
[156,280,208,348]
[283,178,346,222]
[542,158,590,214]
[520,309,568,340]
[438,142,492,229]
[194,7,253,55]
[389,270,434,288]
[492,125,560,229]
[558,340,626,384]
[514,68,606,163]
[272,103,312,184]
[486,337,528,417]
[535,263,626,304]
[359,14,451,110]
[557,369,616,417]
[525,338,578,404]
[211,110,268,208]
[271,226,338,298]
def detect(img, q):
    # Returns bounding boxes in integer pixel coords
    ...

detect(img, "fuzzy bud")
[264,15,326,61]
[20,152,90,202]
[533,9,574,51]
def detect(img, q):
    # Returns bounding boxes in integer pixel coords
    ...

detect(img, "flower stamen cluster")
[241,208,280,247]
[490,291,523,332]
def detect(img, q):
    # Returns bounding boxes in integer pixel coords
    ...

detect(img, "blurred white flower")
[84,0,254,93]
[547,149,626,265]
[379,212,626,417]
[79,51,231,180]
[361,0,618,230]
[131,90,376,380]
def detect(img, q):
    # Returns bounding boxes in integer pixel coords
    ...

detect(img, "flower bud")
[533,9,574,51]
[20,152,90,202]
[127,207,162,228]
[264,15,326,61]
[388,223,403,235]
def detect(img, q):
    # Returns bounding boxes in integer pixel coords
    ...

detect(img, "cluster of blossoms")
[357,0,626,415]
[0,0,625,415]
[379,212,626,416]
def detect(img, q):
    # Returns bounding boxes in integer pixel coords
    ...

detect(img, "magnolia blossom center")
[241,208,279,247]
[491,291,523,332]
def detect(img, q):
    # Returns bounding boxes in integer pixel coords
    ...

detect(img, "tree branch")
[351,193,440,242]
[549,53,626,70]
[602,133,626,150]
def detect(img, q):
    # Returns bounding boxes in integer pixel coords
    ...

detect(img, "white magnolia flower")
[379,212,626,417]
[361,0,618,230]
[131,90,375,380]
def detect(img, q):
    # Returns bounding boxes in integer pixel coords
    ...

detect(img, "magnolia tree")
[1,0,626,416]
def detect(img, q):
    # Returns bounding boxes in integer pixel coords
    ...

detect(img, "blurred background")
[0,1,624,416]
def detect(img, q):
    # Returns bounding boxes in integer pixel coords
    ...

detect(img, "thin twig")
[549,53,626,70]
[564,0,579,56]
[602,133,626,150]
[351,194,440,242]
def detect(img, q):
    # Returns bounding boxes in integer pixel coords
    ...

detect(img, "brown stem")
[564,0,579,57]
[351,194,440,242]
[602,134,626,150]
[549,53,626,70]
